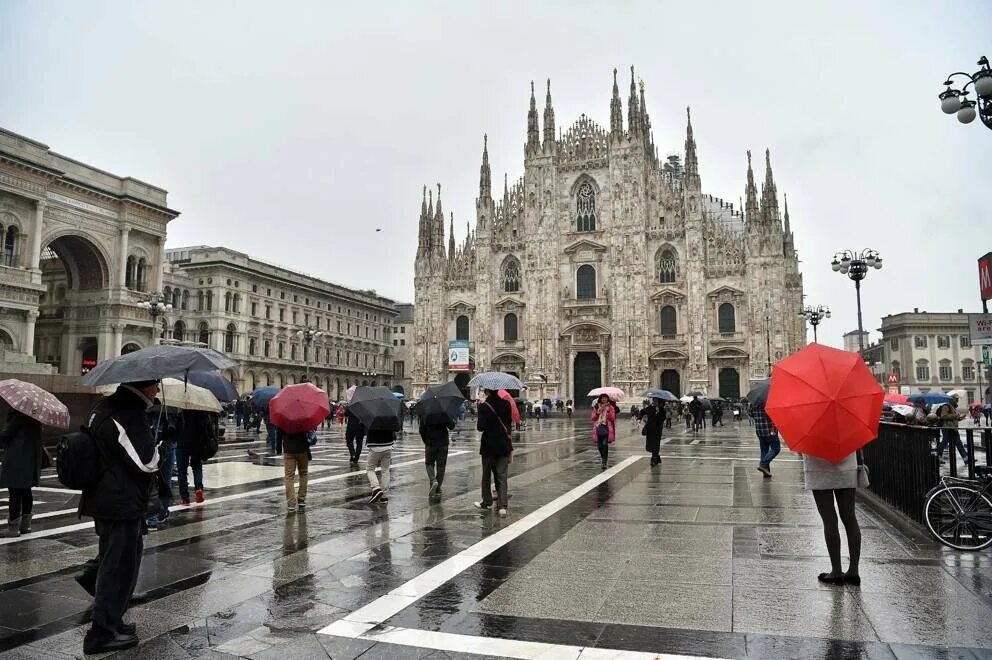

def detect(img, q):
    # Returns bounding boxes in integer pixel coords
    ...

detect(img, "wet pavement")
[2,416,992,658]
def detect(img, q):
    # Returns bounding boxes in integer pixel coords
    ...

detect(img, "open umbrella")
[0,379,70,429]
[588,386,625,400]
[392,391,405,399]
[345,385,358,402]
[468,372,525,391]
[745,379,771,407]
[157,378,222,413]
[498,389,521,424]
[413,381,465,424]
[348,386,402,430]
[80,344,236,386]
[766,343,884,463]
[250,386,281,407]
[883,392,910,406]
[907,392,952,406]
[641,388,677,401]
[186,371,239,403]
[270,383,330,433]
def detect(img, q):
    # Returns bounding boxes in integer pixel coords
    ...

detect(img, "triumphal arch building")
[0,127,179,375]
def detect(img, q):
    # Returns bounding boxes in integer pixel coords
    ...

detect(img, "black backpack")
[201,418,219,461]
[56,426,102,489]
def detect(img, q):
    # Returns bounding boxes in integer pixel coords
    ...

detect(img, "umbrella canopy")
[345,385,358,402]
[883,392,910,405]
[972,402,986,409]
[186,371,239,403]
[679,394,711,409]
[766,343,884,463]
[907,392,952,406]
[157,378,222,413]
[413,381,465,424]
[392,391,405,399]
[250,386,281,407]
[0,379,70,429]
[348,386,402,430]
[588,386,625,400]
[890,404,915,417]
[269,383,330,434]
[641,388,678,401]
[745,379,771,407]
[80,344,236,386]
[497,389,522,424]
[468,371,525,391]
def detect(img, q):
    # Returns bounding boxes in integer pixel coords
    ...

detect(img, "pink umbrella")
[588,386,625,401]
[497,389,521,424]
[0,379,70,429]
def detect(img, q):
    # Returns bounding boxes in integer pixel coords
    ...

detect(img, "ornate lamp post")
[296,327,323,381]
[831,250,883,354]
[137,293,172,344]
[800,305,831,343]
[938,56,992,130]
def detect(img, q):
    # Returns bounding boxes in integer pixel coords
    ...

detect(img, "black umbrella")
[348,386,402,431]
[80,345,237,386]
[413,382,465,424]
[745,379,771,407]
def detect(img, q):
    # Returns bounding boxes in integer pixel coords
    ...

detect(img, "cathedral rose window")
[576,182,597,232]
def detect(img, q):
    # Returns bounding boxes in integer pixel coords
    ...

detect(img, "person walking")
[277,425,311,512]
[234,398,245,428]
[146,406,180,529]
[420,416,455,500]
[366,427,395,503]
[591,394,616,469]
[805,450,862,586]
[474,388,513,516]
[345,406,366,466]
[935,393,968,465]
[752,402,780,478]
[0,410,43,537]
[176,410,210,505]
[688,396,703,434]
[79,380,161,655]
[641,399,665,466]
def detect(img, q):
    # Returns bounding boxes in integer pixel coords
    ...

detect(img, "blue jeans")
[175,445,204,502]
[156,441,176,515]
[936,428,969,461]
[758,434,780,468]
[265,420,277,453]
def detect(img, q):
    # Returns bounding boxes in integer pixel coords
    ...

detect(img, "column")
[23,310,38,357]
[152,237,166,293]
[97,326,114,361]
[28,200,46,272]
[112,324,124,357]
[568,351,575,401]
[117,227,130,288]
[597,350,606,386]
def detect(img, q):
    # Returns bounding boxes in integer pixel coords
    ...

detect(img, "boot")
[19,513,32,534]
[2,519,21,538]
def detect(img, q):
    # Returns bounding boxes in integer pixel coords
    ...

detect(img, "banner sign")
[448,340,469,372]
[980,252,992,302]
[969,314,992,346]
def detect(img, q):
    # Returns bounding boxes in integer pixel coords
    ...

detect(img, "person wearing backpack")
[419,414,455,501]
[474,388,513,516]
[78,379,161,655]
[0,410,43,537]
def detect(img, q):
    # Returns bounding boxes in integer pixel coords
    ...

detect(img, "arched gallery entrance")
[661,369,681,397]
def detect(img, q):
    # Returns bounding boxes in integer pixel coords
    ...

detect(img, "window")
[891,361,901,379]
[225,292,232,312]
[1,225,18,267]
[249,337,256,355]
[136,258,146,291]
[251,302,257,316]
[718,303,736,333]
[278,342,284,359]
[963,362,975,380]
[914,335,927,349]
[916,360,930,381]
[657,247,678,284]
[264,340,271,357]
[401,326,406,334]
[292,311,298,324]
[124,256,135,288]
[172,289,181,308]
[502,258,522,292]
[253,284,258,293]
[576,265,596,300]
[265,305,271,320]
[576,181,597,232]
[967,390,975,405]
[660,306,677,336]
[336,350,341,364]
[890,338,899,351]
[291,344,297,360]
[225,324,236,353]
[172,320,185,342]
[504,313,518,341]
[961,335,972,348]
[206,291,213,311]
[279,309,285,322]
[198,322,209,345]
[233,294,240,314]
[181,290,189,310]
[939,361,952,381]
[400,339,405,346]
[455,315,470,341]
[393,340,398,346]
[197,291,204,311]
[937,335,950,349]
[337,320,342,333]
[393,361,405,379]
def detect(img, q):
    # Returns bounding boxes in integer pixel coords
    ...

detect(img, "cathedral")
[413,67,805,404]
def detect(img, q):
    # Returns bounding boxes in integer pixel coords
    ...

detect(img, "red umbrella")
[0,379,70,429]
[269,383,330,434]
[497,389,521,424]
[883,392,910,405]
[766,343,884,463]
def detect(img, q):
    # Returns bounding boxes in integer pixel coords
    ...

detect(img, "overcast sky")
[2,0,989,347]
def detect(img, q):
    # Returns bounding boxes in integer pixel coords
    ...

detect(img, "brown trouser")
[284,452,309,508]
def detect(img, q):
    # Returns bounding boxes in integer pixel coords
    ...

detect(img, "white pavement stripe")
[33,486,82,495]
[319,455,644,637]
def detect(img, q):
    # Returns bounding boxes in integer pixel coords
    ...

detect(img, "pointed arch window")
[660,306,677,337]
[225,323,236,353]
[657,247,679,283]
[2,226,18,267]
[718,303,736,333]
[503,313,518,341]
[198,322,209,345]
[173,320,186,342]
[576,265,596,300]
[502,258,521,293]
[576,182,596,232]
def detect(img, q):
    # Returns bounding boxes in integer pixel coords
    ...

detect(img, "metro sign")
[887,372,899,384]
[980,252,992,302]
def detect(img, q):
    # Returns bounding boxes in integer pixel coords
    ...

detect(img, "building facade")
[0,127,178,376]
[163,246,397,398]
[413,69,805,402]
[878,310,991,405]
[390,303,414,394]
[843,329,870,353]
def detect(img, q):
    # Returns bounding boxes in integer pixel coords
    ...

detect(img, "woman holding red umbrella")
[804,453,862,585]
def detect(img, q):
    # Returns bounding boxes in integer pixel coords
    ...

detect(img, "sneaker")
[194,489,204,503]
[473,501,491,510]
[297,502,306,512]
[380,495,389,502]
[145,516,159,529]
[158,509,170,523]
[369,489,383,503]
[498,508,508,517]
[756,465,771,477]
[428,480,439,497]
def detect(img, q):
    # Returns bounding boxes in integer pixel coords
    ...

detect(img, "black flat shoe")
[83,631,138,654]
[118,622,137,635]
[844,574,861,586]
[817,572,845,585]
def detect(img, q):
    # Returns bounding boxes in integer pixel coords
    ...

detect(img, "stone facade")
[390,303,414,394]
[163,246,398,399]
[413,69,805,402]
[0,127,178,376]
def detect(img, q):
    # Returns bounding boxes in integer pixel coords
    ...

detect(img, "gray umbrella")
[745,379,771,407]
[413,381,465,424]
[467,371,525,390]
[348,386,403,431]
[80,345,237,386]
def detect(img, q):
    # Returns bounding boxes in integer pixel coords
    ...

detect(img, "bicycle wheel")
[924,485,992,551]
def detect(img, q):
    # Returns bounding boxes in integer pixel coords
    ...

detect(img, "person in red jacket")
[591,394,616,469]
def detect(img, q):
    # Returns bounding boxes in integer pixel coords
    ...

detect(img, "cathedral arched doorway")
[661,369,681,398]
[718,368,741,399]
[573,352,601,408]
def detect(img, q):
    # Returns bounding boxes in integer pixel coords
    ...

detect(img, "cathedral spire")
[448,212,455,259]
[783,192,791,235]
[542,79,556,151]
[745,150,759,224]
[639,78,651,140]
[609,67,623,137]
[479,134,491,201]
[760,148,780,226]
[417,185,427,255]
[684,107,698,180]
[434,183,445,253]
[627,65,640,138]
[526,80,540,155]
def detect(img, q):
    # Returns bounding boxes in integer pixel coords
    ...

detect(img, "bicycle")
[923,472,992,551]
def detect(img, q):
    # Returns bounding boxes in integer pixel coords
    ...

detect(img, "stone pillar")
[152,237,165,293]
[112,324,124,357]
[28,200,45,272]
[597,350,606,387]
[97,326,114,361]
[117,227,130,288]
[23,309,38,356]
[568,351,575,400]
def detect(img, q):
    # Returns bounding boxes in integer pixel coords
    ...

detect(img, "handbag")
[856,450,870,489]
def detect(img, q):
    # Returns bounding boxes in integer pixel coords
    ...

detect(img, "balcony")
[710,331,745,345]
[561,297,610,320]
[651,333,685,347]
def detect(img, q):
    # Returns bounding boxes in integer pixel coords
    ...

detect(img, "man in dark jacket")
[345,407,366,465]
[474,389,513,516]
[277,426,311,512]
[419,415,456,500]
[80,380,161,654]
[176,410,210,505]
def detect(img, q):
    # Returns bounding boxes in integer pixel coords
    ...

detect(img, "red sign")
[888,386,900,395]
[980,252,992,302]
[887,372,899,384]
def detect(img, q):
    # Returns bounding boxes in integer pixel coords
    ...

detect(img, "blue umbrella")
[467,371,525,390]
[908,392,952,406]
[641,388,677,401]
[250,386,280,407]
[187,371,239,402]
[392,391,405,399]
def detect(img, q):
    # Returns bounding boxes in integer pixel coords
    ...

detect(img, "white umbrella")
[96,378,222,413]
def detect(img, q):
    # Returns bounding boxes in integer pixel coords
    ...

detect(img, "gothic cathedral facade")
[413,68,805,403]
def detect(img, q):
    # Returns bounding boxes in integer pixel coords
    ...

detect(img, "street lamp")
[137,293,172,344]
[361,369,379,386]
[831,249,883,354]
[799,305,831,343]
[937,56,992,130]
[296,327,323,381]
